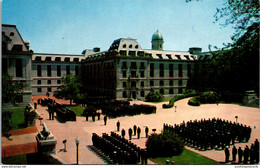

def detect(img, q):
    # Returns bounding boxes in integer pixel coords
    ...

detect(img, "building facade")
[2,25,208,106]
[82,31,199,101]
[2,24,33,109]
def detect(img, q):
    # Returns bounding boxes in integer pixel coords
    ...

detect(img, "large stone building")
[2,24,33,109]
[2,24,212,107]
[82,31,201,100]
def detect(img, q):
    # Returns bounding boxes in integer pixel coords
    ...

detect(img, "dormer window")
[45,57,51,61]
[35,56,42,61]
[64,57,70,62]
[123,44,126,48]
[156,54,162,59]
[55,57,61,61]
[135,45,138,49]
[166,54,172,59]
[184,55,190,60]
[73,58,79,62]
[10,32,14,36]
[175,55,181,60]
[129,44,132,48]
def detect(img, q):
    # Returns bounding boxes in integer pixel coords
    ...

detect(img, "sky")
[2,0,235,54]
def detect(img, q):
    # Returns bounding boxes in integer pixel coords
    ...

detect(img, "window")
[135,45,139,49]
[160,88,164,95]
[64,57,70,62]
[48,80,51,84]
[131,71,137,78]
[129,44,132,48]
[37,80,41,85]
[123,91,127,98]
[166,54,172,59]
[57,80,61,84]
[150,80,154,87]
[75,66,79,76]
[178,64,183,77]
[45,57,51,61]
[35,56,42,61]
[48,87,52,92]
[130,62,137,69]
[120,50,127,56]
[123,44,126,48]
[178,80,182,86]
[141,90,145,97]
[2,58,8,75]
[56,65,61,76]
[123,82,127,88]
[140,62,145,69]
[16,59,23,77]
[122,71,127,78]
[150,63,154,77]
[169,80,173,86]
[169,64,173,77]
[160,80,164,86]
[129,51,136,57]
[160,64,164,77]
[37,65,42,77]
[187,64,191,77]
[37,87,42,92]
[157,54,162,59]
[55,57,61,61]
[122,61,127,69]
[141,81,144,87]
[74,58,79,62]
[47,65,52,77]
[66,65,70,75]
[169,88,174,94]
[131,81,136,88]
[178,88,183,94]
[140,71,145,78]
[10,32,14,36]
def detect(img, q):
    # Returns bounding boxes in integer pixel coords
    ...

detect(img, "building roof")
[152,30,163,41]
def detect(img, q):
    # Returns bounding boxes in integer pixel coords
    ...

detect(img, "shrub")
[188,97,201,106]
[146,131,184,157]
[2,111,13,137]
[162,89,199,108]
[145,91,164,102]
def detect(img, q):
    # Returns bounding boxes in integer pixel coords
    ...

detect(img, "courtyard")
[28,96,260,164]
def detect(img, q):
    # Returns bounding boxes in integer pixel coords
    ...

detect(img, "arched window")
[135,45,138,49]
[123,44,126,48]
[129,44,132,48]
[10,32,14,36]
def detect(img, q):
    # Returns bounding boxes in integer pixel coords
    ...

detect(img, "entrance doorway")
[132,91,136,99]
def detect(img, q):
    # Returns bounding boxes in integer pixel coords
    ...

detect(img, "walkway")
[34,98,259,164]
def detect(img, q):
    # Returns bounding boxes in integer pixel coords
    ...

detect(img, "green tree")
[54,74,82,106]
[145,91,164,102]
[146,131,184,157]
[2,74,26,105]
[187,0,259,94]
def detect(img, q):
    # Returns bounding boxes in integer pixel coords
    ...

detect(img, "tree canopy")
[54,74,82,106]
[187,0,259,94]
[2,74,26,105]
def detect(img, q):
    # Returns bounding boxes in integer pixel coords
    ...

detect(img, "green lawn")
[66,105,85,117]
[149,148,220,165]
[3,108,25,129]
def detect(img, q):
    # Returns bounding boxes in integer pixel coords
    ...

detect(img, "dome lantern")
[151,30,164,50]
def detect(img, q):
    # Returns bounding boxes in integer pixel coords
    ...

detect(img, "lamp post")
[75,137,79,164]
[235,116,238,123]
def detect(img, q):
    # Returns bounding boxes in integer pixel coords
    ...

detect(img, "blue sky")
[2,0,235,54]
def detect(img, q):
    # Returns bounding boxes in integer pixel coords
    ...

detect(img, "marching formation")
[92,132,148,164]
[164,118,252,151]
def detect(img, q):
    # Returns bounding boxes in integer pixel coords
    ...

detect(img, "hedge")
[188,91,218,106]
[162,90,199,108]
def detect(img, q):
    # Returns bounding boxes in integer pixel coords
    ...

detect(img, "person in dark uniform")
[128,128,133,140]
[254,139,259,164]
[104,115,107,125]
[244,145,249,164]
[238,147,243,164]
[232,146,237,163]
[121,128,126,139]
[117,121,120,131]
[225,146,230,163]
[97,112,101,120]
[137,127,141,139]
[250,147,254,164]
[133,125,137,136]
[85,112,88,121]
[145,126,149,138]
[92,113,95,122]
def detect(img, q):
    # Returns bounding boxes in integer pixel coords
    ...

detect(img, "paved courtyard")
[33,98,259,164]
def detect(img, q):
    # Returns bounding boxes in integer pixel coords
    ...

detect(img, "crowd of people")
[164,118,252,151]
[92,132,148,164]
[224,139,259,164]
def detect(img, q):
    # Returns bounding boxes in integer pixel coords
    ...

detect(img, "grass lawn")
[66,105,85,117]
[2,154,27,164]
[149,148,220,165]
[3,108,25,129]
